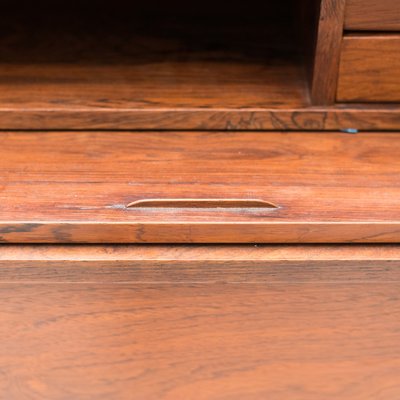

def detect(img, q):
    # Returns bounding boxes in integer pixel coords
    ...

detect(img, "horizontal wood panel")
[1,282,400,399]
[3,244,400,262]
[1,107,400,131]
[1,244,400,283]
[1,132,400,243]
[345,0,400,30]
[337,35,400,102]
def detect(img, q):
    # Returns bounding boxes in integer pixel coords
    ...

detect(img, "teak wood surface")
[2,284,399,399]
[1,244,400,399]
[0,0,400,398]
[0,1,399,130]
[2,244,400,282]
[337,35,400,103]
[1,131,400,243]
[345,0,400,30]
[310,0,346,105]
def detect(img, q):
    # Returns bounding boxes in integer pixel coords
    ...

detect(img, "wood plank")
[310,0,346,105]
[1,282,400,399]
[3,244,400,262]
[1,107,400,131]
[345,0,400,31]
[2,131,400,243]
[337,35,400,103]
[1,244,400,283]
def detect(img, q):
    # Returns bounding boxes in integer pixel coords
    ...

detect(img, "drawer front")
[2,245,400,400]
[337,35,400,102]
[2,131,400,243]
[345,0,400,30]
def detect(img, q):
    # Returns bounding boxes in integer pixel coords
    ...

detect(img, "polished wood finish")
[310,0,346,105]
[345,0,400,30]
[0,2,306,131]
[1,244,400,399]
[1,2,400,398]
[0,1,399,130]
[2,131,400,243]
[2,107,400,131]
[1,244,400,281]
[338,35,400,103]
[1,280,400,398]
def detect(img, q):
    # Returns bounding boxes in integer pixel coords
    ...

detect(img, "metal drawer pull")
[127,199,278,209]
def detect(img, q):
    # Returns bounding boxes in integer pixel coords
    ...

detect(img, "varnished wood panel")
[337,35,400,103]
[0,2,398,129]
[1,282,400,399]
[1,107,400,131]
[3,244,400,262]
[1,244,400,282]
[345,0,400,30]
[310,0,346,105]
[2,132,400,243]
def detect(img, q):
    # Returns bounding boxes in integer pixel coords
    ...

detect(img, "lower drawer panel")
[1,244,400,398]
[337,35,400,102]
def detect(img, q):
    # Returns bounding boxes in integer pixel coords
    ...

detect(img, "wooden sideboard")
[0,0,400,398]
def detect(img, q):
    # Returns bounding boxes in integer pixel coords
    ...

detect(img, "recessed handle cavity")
[126,199,278,209]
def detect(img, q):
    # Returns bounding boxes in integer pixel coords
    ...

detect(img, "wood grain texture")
[337,35,400,103]
[0,2,306,130]
[2,131,400,243]
[0,1,398,130]
[1,244,400,283]
[345,0,400,30]
[3,244,400,262]
[1,107,400,131]
[310,0,346,105]
[1,282,400,399]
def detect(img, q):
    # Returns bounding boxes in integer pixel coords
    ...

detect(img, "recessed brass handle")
[126,199,278,209]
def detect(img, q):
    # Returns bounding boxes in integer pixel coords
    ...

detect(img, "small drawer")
[337,35,400,103]
[345,0,400,31]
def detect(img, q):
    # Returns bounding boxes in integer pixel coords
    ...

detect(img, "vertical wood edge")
[310,0,346,105]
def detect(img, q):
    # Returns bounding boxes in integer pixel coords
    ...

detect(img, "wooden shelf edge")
[2,222,400,244]
[2,244,400,261]
[1,107,400,130]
